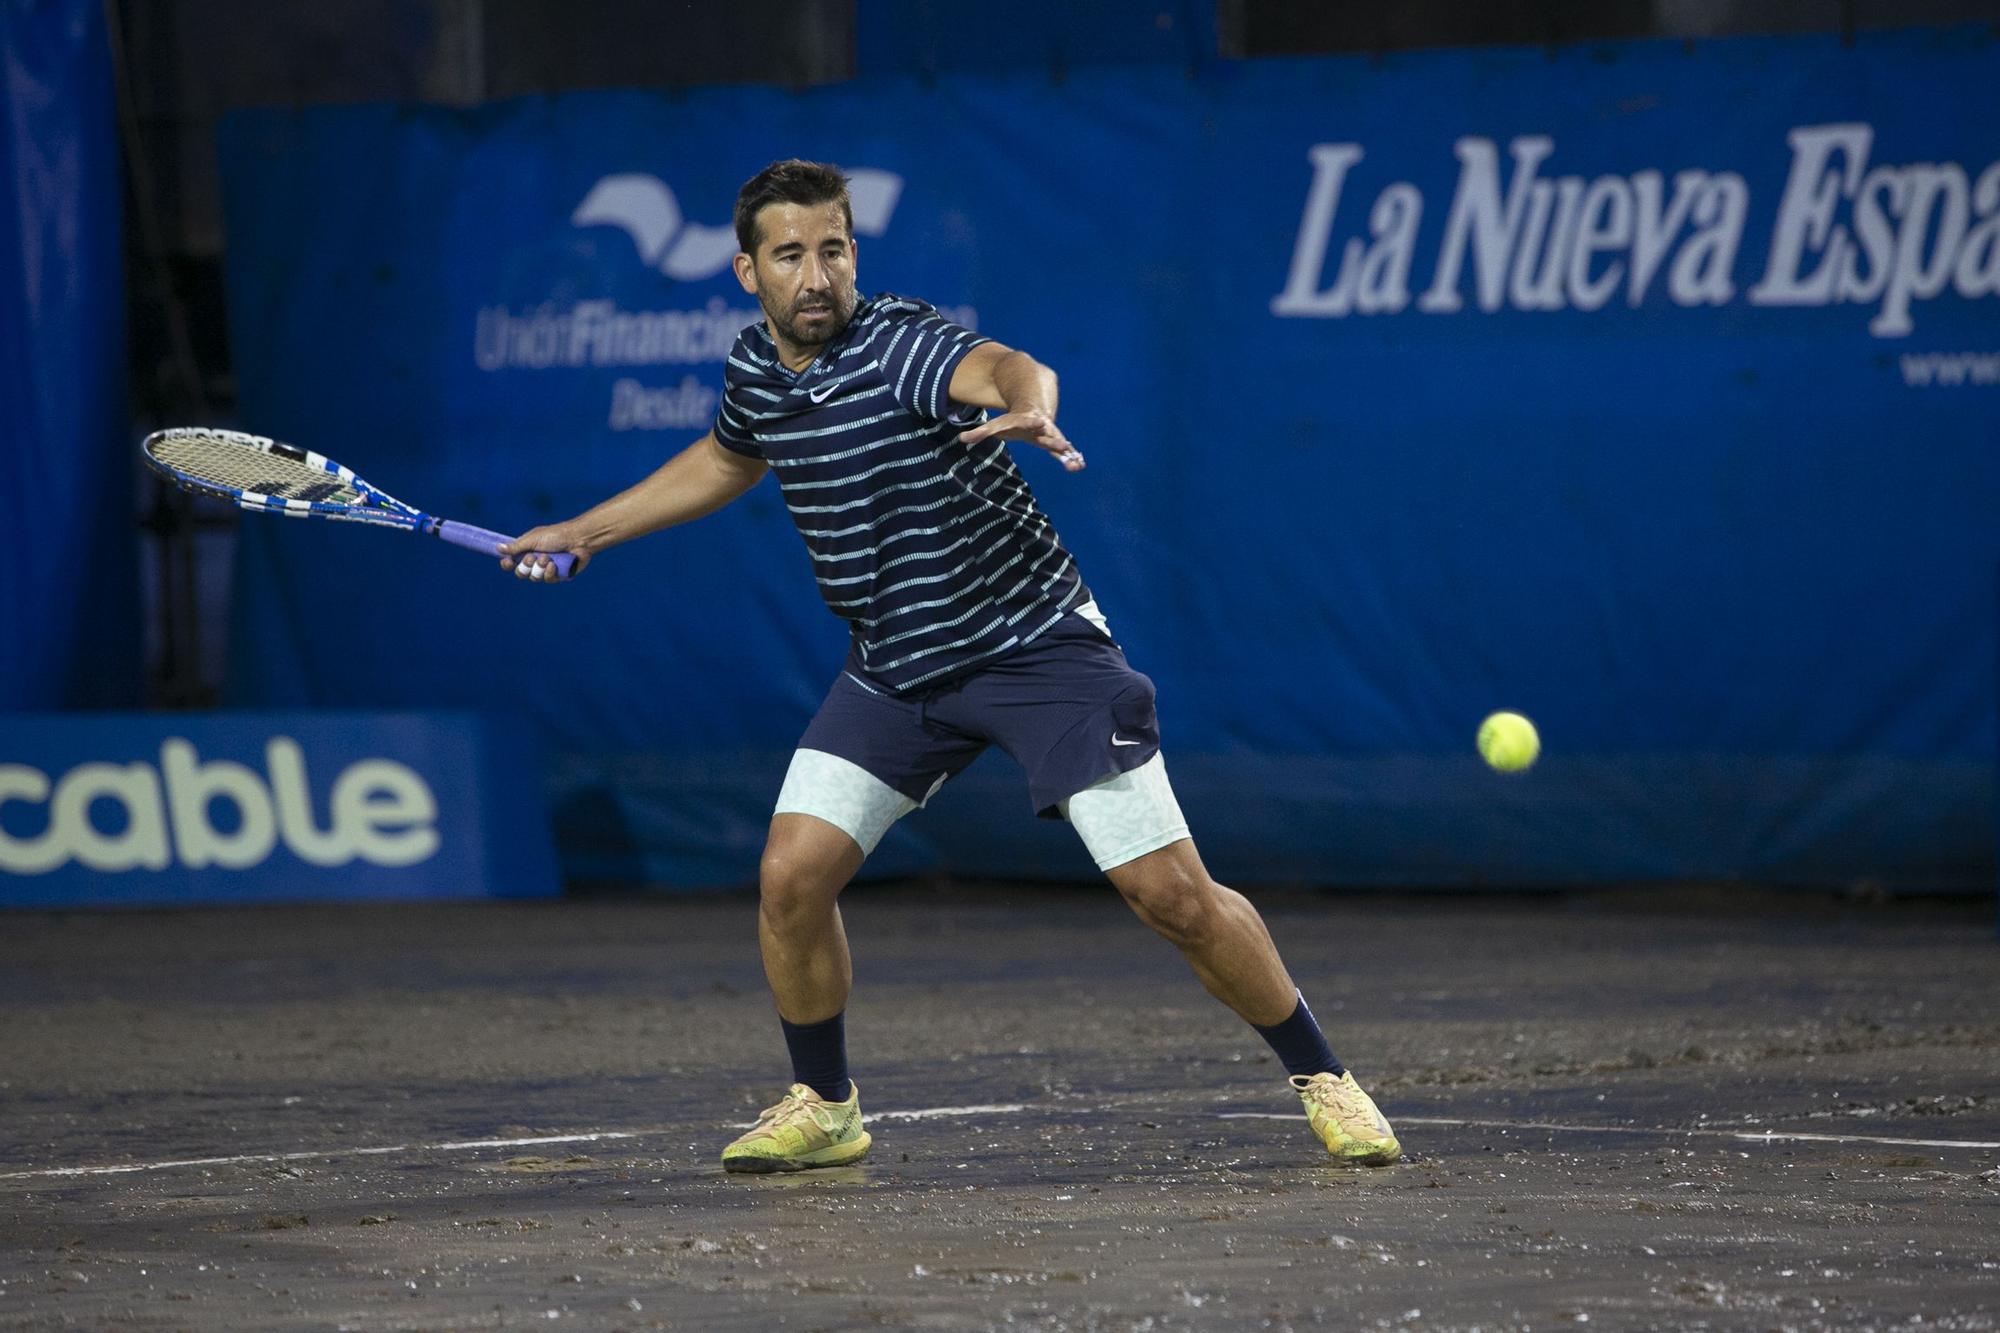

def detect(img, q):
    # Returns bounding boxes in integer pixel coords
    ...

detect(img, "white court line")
[0,1131,650,1182]
[0,1105,1026,1184]
[875,1103,1026,1122]
[730,1102,1026,1128]
[8,1104,1996,1184]
[1219,1112,2000,1152]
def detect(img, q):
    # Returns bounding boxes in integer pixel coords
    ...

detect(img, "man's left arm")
[949,342,1085,472]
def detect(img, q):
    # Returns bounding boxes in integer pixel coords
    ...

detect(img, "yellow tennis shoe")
[721,1081,871,1173]
[1291,1071,1402,1166]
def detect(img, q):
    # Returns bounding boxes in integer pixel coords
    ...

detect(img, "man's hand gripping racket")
[141,427,581,582]
[499,523,591,582]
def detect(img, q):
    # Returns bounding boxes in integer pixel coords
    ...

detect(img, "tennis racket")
[141,427,576,580]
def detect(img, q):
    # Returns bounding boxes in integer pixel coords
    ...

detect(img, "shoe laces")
[757,1085,838,1134]
[1291,1072,1356,1112]
[1292,1073,1388,1133]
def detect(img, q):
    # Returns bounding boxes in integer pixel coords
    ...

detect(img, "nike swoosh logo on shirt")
[1112,736,1143,746]
[808,383,837,402]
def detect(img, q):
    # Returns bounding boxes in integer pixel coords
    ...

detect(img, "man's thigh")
[760,811,868,891]
[775,670,988,856]
[935,611,1164,818]
[1062,753,1193,873]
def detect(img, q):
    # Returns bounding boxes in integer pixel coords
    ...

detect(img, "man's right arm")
[500,431,768,580]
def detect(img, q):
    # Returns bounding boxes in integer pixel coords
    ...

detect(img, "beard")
[763,279,859,350]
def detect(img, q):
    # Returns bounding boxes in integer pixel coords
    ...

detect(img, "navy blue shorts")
[798,611,1162,818]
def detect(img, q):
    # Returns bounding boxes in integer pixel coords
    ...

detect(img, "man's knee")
[759,848,834,921]
[1118,859,1221,947]
[759,817,858,925]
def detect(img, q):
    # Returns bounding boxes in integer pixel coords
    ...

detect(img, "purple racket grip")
[436,520,578,581]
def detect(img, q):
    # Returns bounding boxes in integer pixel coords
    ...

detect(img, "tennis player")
[502,160,1401,1172]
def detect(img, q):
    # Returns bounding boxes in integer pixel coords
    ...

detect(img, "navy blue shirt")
[714,294,1087,693]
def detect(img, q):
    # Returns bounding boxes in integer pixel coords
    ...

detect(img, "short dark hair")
[733,159,853,256]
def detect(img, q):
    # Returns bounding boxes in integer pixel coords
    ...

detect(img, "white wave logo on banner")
[572,168,904,280]
[1273,123,2000,339]
[474,169,911,431]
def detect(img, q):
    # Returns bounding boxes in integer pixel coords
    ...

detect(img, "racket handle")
[436,520,578,581]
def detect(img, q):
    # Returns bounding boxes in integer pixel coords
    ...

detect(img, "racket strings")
[149,434,369,506]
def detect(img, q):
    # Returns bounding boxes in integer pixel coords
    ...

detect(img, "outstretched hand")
[959,410,1085,472]
[499,523,592,583]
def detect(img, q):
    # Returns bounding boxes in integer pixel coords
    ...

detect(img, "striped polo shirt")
[713,294,1087,693]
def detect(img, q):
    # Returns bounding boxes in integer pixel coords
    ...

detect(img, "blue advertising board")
[0,713,559,907]
[216,28,2000,890]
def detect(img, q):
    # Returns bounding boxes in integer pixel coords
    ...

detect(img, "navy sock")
[1252,991,1345,1079]
[779,1011,851,1102]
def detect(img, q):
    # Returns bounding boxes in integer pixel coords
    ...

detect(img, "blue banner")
[0,713,560,907]
[218,28,2000,890]
[0,0,137,709]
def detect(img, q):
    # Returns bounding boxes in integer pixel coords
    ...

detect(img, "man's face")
[734,200,859,354]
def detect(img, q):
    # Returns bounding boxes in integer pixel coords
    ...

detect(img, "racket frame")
[140,427,575,577]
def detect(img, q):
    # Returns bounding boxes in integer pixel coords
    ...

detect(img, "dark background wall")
[108,0,2000,709]
[5,0,1995,896]
[118,0,2000,478]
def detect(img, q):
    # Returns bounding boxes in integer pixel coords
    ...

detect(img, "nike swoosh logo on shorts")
[809,383,837,402]
[1112,736,1142,746]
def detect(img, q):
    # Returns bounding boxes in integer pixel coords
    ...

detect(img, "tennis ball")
[1477,711,1540,773]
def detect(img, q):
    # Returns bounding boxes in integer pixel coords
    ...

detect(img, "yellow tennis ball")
[1477,711,1540,772]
